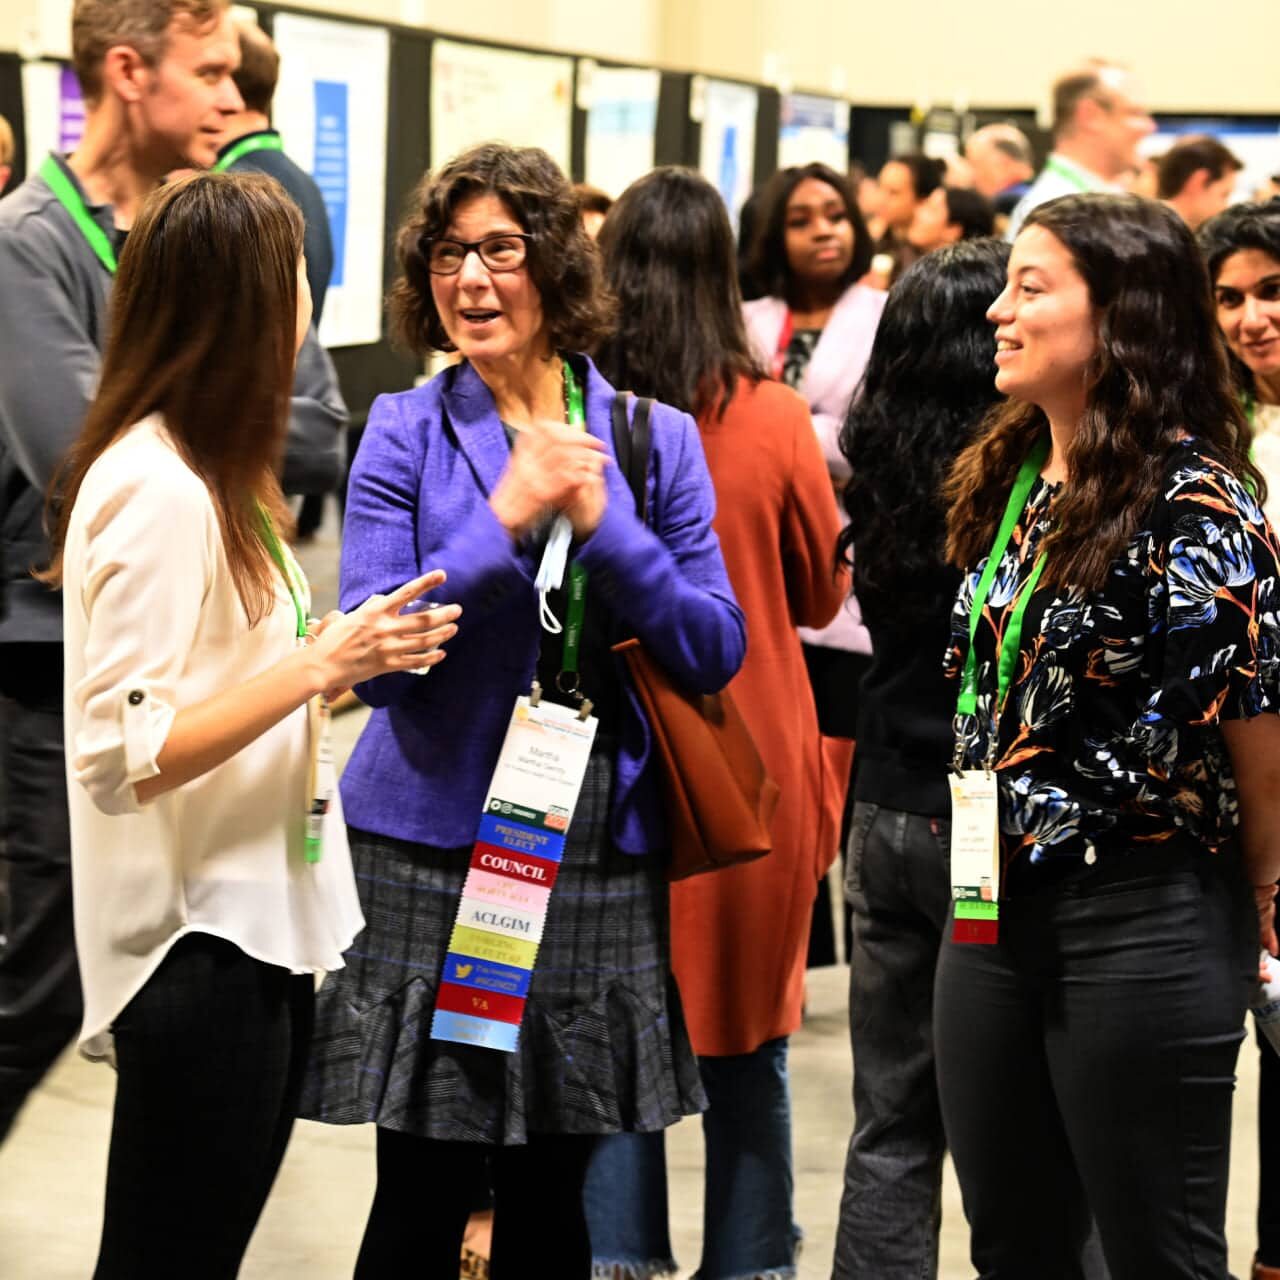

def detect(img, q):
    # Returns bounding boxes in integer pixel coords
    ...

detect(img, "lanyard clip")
[530,679,543,708]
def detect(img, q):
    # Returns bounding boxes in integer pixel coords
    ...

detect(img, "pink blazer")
[743,284,885,654]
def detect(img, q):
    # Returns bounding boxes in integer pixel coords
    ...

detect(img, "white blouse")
[62,416,363,1061]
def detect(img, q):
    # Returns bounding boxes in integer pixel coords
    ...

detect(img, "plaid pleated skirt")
[298,749,706,1145]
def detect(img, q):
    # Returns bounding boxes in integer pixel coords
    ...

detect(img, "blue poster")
[719,125,739,212]
[313,80,349,287]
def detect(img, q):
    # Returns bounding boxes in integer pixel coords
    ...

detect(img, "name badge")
[948,770,1000,944]
[305,694,335,864]
[431,696,598,1052]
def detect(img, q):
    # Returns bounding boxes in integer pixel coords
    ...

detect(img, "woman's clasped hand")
[307,568,461,698]
[489,419,609,539]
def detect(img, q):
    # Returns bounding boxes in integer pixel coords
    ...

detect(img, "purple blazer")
[337,355,747,856]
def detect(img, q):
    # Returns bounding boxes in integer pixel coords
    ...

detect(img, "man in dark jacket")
[0,0,344,1143]
[215,20,335,324]
[215,20,341,540]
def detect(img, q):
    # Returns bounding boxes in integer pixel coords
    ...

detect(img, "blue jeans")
[584,1038,801,1279]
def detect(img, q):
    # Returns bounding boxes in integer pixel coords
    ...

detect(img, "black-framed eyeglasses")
[424,232,533,276]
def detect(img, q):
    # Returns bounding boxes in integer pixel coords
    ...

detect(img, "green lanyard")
[213,132,285,173]
[559,361,589,687]
[40,155,117,274]
[1043,155,1093,194]
[955,435,1052,766]
[258,507,309,640]
[1243,390,1260,468]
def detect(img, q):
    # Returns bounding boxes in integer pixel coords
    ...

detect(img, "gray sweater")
[0,154,347,644]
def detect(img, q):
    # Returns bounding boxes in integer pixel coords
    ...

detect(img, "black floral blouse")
[945,438,1280,888]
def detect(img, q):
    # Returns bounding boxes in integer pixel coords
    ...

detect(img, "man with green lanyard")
[214,19,334,326]
[215,17,339,544]
[1007,59,1155,239]
[0,0,345,1144]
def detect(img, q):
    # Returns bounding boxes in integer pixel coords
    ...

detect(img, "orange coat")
[670,377,846,1057]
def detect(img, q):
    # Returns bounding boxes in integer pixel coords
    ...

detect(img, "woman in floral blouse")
[938,193,1280,1279]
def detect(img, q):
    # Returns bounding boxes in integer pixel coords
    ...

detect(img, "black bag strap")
[610,392,653,526]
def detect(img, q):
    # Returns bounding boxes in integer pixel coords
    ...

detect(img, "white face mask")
[534,515,574,635]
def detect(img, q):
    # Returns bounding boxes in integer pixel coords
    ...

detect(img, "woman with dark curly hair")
[828,238,1008,1280]
[939,193,1280,1278]
[1200,198,1280,1280]
[1201,201,1280,528]
[299,143,745,1279]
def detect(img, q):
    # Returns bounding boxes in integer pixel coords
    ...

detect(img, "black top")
[945,438,1280,891]
[218,130,335,325]
[853,562,960,817]
[780,328,822,391]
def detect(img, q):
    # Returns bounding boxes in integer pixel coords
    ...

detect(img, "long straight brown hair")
[43,170,302,624]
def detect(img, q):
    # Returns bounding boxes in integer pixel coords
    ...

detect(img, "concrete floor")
[0,948,1267,1278]
[0,514,1268,1279]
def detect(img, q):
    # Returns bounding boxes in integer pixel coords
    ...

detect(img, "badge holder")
[431,682,598,1052]
[948,734,1000,944]
[305,692,335,865]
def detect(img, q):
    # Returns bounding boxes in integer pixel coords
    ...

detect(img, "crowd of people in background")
[5,3,1280,1280]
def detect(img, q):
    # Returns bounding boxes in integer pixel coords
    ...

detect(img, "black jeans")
[1259,1025,1280,1265]
[935,850,1256,1280]
[94,933,315,1279]
[834,803,952,1279]
[0,644,81,1143]
[356,1127,597,1279]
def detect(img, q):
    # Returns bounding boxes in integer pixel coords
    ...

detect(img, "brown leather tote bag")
[608,393,779,881]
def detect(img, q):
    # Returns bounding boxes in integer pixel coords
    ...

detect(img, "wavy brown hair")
[389,142,614,357]
[43,171,300,624]
[944,193,1259,592]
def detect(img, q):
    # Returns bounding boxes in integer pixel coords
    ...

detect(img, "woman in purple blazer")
[299,144,745,1279]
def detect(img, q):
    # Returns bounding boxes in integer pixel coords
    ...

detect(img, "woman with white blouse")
[41,172,459,1280]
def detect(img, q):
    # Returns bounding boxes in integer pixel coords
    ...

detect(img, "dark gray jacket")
[218,130,334,326]
[0,154,347,643]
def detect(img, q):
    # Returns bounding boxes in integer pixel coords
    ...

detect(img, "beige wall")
[3,0,1280,114]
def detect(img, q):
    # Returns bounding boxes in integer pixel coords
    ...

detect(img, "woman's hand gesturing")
[306,570,460,698]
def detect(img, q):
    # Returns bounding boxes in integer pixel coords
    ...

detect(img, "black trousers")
[356,1127,597,1279]
[94,933,315,1280]
[0,644,81,1143]
[1259,1025,1280,1265]
[935,850,1256,1280]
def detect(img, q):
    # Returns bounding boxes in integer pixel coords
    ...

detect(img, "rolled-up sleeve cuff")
[74,684,176,815]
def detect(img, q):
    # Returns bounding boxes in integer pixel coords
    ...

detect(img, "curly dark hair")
[745,162,874,303]
[388,142,614,356]
[1198,200,1280,398]
[837,239,1009,627]
[945,193,1259,593]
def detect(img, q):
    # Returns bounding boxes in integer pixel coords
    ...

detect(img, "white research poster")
[271,14,390,350]
[431,41,574,176]
[696,79,758,231]
[778,93,850,172]
[582,64,660,198]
